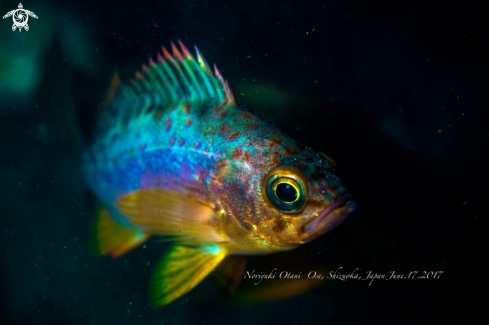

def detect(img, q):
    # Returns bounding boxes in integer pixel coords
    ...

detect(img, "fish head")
[218,144,355,251]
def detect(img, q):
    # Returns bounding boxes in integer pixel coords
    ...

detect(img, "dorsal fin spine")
[131,79,144,94]
[152,62,177,103]
[135,77,152,94]
[212,64,228,104]
[162,46,173,62]
[194,46,213,75]
[171,42,184,61]
[157,55,181,99]
[188,58,218,100]
[178,40,193,59]
[179,57,205,102]
[170,58,198,101]
[213,64,223,81]
[188,59,214,101]
[135,71,144,80]
[144,65,169,105]
[223,79,236,107]
[115,41,235,116]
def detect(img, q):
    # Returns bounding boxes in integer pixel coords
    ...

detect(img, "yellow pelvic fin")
[93,208,148,258]
[209,255,247,297]
[116,188,229,244]
[151,245,226,307]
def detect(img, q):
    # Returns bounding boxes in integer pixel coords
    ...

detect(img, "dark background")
[0,0,486,324]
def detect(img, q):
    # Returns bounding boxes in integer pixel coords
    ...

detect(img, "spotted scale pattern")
[83,41,302,226]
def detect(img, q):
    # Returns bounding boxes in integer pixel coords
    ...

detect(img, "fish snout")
[304,194,356,234]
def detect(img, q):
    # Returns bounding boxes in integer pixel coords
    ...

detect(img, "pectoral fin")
[93,208,148,258]
[151,245,226,307]
[116,188,229,244]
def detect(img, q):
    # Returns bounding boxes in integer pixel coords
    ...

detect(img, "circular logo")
[13,9,28,27]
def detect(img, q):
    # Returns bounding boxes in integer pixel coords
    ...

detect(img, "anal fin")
[151,245,226,307]
[93,208,148,258]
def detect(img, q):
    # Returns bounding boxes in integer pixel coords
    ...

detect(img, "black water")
[0,0,486,324]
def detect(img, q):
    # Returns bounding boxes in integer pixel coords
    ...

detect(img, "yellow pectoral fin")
[115,188,229,244]
[209,255,247,297]
[93,207,148,258]
[151,245,226,307]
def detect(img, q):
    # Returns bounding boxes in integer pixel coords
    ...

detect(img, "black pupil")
[276,183,298,202]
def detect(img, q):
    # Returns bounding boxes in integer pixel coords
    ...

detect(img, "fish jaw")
[304,195,356,237]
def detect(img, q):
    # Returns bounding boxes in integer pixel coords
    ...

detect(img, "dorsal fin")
[119,40,236,109]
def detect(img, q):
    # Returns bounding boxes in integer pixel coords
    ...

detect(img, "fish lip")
[305,194,355,233]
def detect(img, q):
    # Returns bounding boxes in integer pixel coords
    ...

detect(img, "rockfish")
[83,41,355,306]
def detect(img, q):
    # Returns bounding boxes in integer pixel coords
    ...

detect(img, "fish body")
[84,41,355,306]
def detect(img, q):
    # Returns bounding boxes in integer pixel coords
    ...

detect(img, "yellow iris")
[272,178,301,203]
[263,165,310,214]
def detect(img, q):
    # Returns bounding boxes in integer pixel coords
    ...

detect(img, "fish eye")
[263,165,309,213]
[275,182,299,202]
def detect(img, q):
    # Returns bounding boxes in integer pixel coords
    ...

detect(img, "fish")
[83,41,356,307]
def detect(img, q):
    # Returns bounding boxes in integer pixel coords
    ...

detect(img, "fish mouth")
[305,194,356,234]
